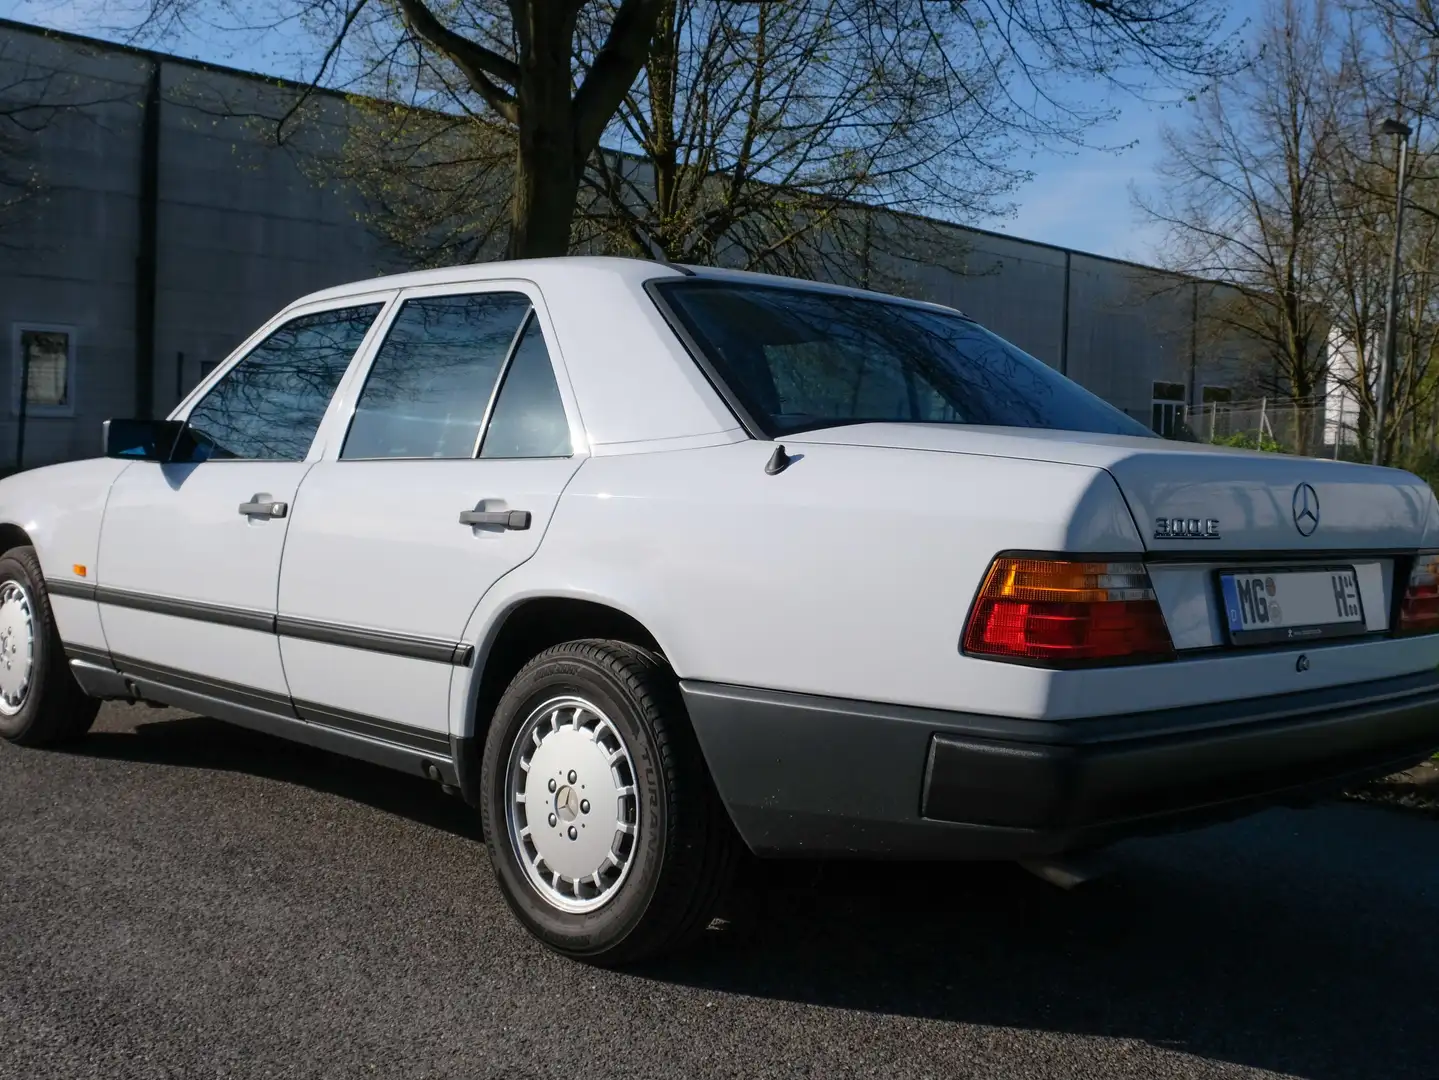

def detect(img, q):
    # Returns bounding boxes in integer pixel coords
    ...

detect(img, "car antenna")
[765,445,793,475]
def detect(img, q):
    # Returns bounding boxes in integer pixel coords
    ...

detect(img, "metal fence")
[1182,395,1340,458]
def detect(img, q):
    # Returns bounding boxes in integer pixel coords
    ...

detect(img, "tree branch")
[572,0,666,160]
[395,0,521,124]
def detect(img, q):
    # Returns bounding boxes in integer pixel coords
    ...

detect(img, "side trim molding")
[64,643,114,668]
[293,698,453,754]
[277,615,474,667]
[97,586,275,633]
[109,653,458,784]
[47,580,474,667]
[46,579,98,601]
[117,654,295,715]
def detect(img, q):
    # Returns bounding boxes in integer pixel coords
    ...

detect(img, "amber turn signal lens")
[962,556,1174,664]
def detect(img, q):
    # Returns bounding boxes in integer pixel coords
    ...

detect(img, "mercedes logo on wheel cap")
[1293,483,1320,536]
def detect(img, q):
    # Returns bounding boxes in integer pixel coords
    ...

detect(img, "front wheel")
[0,546,99,746]
[480,639,738,966]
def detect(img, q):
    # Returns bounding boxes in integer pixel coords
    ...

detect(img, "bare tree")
[1142,0,1439,465]
[576,0,1018,274]
[1321,5,1439,463]
[315,0,1019,282]
[1138,0,1341,444]
[95,0,1237,260]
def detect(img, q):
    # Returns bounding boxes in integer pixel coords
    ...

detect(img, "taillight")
[962,556,1174,664]
[1398,551,1439,634]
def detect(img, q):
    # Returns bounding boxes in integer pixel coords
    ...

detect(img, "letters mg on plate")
[1219,567,1365,645]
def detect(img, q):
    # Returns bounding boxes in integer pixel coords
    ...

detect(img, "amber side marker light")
[1397,552,1439,634]
[72,564,87,578]
[963,556,1174,664]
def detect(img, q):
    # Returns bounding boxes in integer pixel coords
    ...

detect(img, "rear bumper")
[680,672,1439,860]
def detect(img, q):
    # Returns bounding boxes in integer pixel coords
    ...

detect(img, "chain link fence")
[1181,395,1346,459]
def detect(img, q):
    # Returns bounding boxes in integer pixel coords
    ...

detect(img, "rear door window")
[341,292,531,460]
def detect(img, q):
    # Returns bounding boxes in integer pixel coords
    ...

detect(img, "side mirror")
[102,419,186,462]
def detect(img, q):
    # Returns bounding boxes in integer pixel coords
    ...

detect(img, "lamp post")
[1374,116,1412,466]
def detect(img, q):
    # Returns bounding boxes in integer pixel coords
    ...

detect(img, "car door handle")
[459,509,531,530]
[239,498,288,519]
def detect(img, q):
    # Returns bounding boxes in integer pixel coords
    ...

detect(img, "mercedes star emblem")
[1292,482,1320,537]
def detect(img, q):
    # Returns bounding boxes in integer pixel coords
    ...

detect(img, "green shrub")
[1400,450,1439,491]
[1217,431,1284,453]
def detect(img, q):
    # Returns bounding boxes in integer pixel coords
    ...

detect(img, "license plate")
[1219,567,1366,645]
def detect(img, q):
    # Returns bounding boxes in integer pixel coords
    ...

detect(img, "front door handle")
[239,497,288,519]
[459,509,531,530]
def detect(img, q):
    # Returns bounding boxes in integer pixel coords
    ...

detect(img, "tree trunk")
[647,0,679,251]
[508,137,580,259]
[507,5,582,260]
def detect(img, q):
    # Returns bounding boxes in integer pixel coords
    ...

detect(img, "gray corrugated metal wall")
[0,19,1271,469]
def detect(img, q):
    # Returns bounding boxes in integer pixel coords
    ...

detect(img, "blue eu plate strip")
[1220,575,1243,632]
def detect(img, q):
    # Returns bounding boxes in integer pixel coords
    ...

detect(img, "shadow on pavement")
[70,711,483,843]
[70,710,1439,1080]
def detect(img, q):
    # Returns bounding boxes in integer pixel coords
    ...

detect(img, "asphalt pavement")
[2,702,1437,1079]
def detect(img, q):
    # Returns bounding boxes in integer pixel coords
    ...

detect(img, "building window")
[1151,381,1186,437]
[12,325,76,417]
[1202,386,1232,405]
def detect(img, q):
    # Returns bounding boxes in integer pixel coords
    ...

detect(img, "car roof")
[285,255,967,319]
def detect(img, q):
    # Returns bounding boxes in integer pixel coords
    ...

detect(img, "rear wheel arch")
[456,596,668,804]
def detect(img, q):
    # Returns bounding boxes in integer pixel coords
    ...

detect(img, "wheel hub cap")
[506,696,639,913]
[0,581,35,716]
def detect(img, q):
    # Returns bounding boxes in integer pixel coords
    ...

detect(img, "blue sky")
[0,0,1236,265]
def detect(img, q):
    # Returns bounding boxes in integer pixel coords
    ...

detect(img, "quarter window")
[342,292,531,460]
[479,314,572,459]
[182,304,381,462]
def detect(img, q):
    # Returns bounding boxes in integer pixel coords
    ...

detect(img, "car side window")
[479,314,572,459]
[182,304,382,462]
[341,292,532,460]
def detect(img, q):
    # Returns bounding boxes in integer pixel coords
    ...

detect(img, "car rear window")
[654,281,1155,439]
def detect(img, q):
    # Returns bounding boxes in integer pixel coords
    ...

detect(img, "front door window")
[183,305,382,461]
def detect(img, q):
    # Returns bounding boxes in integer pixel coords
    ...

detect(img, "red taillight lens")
[962,556,1174,664]
[1398,552,1439,634]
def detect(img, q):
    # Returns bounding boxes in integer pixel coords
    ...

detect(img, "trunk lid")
[786,423,1435,552]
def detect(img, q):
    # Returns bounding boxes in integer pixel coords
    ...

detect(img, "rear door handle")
[459,509,531,530]
[239,497,288,519]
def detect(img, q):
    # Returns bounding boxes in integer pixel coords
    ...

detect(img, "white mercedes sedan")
[3,257,1438,965]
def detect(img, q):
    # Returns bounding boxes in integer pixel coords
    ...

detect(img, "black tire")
[480,639,739,966]
[0,546,99,747]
